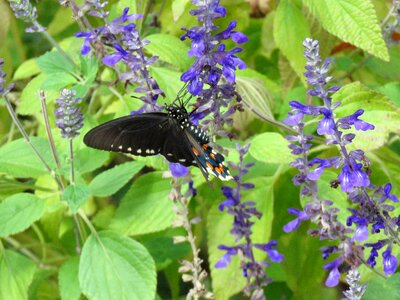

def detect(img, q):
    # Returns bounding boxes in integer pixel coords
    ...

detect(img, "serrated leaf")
[0,193,45,237]
[333,82,400,151]
[18,74,59,115]
[63,184,91,213]
[36,51,75,75]
[303,0,389,61]
[79,231,156,300]
[59,256,81,300]
[146,34,192,71]
[0,250,36,300]
[249,132,294,164]
[110,172,174,235]
[41,72,77,90]
[0,137,55,177]
[89,161,144,197]
[13,58,40,80]
[273,0,310,83]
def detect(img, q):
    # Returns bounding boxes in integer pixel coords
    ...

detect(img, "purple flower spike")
[383,248,398,275]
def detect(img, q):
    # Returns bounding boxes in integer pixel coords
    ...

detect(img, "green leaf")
[63,184,91,213]
[41,72,77,90]
[207,177,275,299]
[18,74,59,115]
[0,1,11,45]
[0,250,36,300]
[273,0,310,82]
[0,137,54,177]
[0,193,44,237]
[236,75,275,120]
[59,257,81,300]
[110,172,174,235]
[249,132,294,164]
[146,34,192,71]
[89,161,144,197]
[303,0,389,61]
[171,0,190,21]
[364,273,400,300]
[36,51,75,75]
[143,236,190,270]
[79,231,156,300]
[333,82,400,151]
[13,58,40,80]
[75,147,109,174]
[149,67,183,104]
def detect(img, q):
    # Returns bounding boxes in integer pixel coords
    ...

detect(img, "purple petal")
[354,224,368,242]
[325,267,340,287]
[102,53,123,66]
[169,163,189,177]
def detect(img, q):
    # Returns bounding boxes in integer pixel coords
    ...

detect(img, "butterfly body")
[84,104,232,181]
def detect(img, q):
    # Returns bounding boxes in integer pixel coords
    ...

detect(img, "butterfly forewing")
[84,113,170,155]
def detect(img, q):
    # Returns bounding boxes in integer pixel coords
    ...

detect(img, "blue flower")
[383,247,398,275]
[338,109,375,131]
[169,163,189,177]
[283,208,309,232]
[323,258,343,287]
[254,241,284,262]
[338,163,370,192]
[215,245,238,268]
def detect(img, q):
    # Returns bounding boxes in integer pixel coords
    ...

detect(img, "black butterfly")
[83,100,232,181]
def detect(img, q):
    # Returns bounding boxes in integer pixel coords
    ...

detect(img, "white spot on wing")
[118,145,123,150]
[179,159,186,162]
[167,153,173,156]
[137,149,142,154]
[150,149,155,154]
[128,147,132,151]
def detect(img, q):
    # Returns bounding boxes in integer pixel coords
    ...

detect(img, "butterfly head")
[166,104,190,129]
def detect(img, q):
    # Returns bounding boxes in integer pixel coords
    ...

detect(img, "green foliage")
[79,231,156,300]
[110,172,174,235]
[0,193,45,237]
[303,0,389,61]
[1,0,400,299]
[0,250,36,300]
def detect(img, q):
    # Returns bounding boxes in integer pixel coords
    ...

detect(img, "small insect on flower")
[83,89,233,182]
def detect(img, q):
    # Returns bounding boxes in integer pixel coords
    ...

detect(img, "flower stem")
[4,95,64,190]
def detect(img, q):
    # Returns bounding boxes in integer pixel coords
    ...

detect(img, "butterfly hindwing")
[83,113,170,156]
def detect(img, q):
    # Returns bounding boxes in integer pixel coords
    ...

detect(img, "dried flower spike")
[55,89,84,139]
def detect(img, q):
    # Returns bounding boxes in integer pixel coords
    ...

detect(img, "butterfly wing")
[83,113,171,156]
[184,131,233,181]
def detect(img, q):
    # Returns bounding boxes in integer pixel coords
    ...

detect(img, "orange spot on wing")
[215,167,222,174]
[192,147,199,155]
[206,162,213,169]
[210,152,216,160]
[202,144,208,150]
